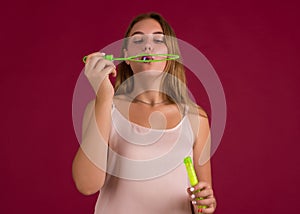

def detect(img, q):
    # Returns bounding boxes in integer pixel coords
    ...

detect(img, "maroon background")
[1,0,299,213]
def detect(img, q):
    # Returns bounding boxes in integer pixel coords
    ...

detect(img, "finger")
[85,57,103,75]
[194,188,214,198]
[92,59,107,73]
[85,52,105,64]
[194,182,210,192]
[102,65,116,77]
[88,56,110,72]
[196,197,215,207]
[111,68,117,77]
[94,59,115,73]
[187,187,194,195]
[187,186,199,202]
[197,207,205,214]
[85,53,105,72]
[201,206,215,214]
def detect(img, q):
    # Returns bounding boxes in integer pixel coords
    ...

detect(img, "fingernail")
[190,187,195,192]
[191,194,195,199]
[192,200,197,205]
[198,208,203,213]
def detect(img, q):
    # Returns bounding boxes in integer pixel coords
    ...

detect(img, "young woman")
[72,13,216,214]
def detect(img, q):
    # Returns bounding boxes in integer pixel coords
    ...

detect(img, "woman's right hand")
[84,52,117,99]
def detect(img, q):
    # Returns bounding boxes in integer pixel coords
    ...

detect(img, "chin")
[135,70,165,81]
[132,63,166,73]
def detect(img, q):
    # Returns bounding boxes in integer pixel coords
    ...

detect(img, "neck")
[127,70,167,106]
[131,70,163,93]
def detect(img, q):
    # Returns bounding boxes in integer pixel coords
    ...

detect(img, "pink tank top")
[94,105,195,214]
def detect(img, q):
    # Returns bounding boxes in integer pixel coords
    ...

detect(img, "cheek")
[158,45,168,54]
[151,44,168,54]
[126,44,141,56]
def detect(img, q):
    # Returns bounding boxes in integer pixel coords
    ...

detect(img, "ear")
[123,48,130,65]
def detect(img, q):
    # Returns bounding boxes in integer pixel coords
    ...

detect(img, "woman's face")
[124,18,168,73]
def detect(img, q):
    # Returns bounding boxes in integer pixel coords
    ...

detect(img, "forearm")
[72,96,113,195]
[94,94,113,143]
[72,148,107,195]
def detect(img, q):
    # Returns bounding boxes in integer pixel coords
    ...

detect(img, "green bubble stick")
[82,53,179,63]
[183,156,207,210]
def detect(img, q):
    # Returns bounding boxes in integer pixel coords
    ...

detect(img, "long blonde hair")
[115,13,204,115]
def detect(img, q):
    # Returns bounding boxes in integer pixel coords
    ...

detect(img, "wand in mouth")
[82,54,179,63]
[140,55,154,62]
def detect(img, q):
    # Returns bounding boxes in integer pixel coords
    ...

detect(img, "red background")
[1,0,299,213]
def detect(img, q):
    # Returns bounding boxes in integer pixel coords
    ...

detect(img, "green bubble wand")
[184,156,208,212]
[82,53,179,63]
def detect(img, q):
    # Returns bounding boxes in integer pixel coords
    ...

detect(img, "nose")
[143,43,153,51]
[143,37,153,51]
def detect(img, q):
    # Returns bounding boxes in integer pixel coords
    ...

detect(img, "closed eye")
[154,39,164,43]
[153,35,165,44]
[133,39,144,44]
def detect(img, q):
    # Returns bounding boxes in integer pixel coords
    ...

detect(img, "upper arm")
[189,108,212,185]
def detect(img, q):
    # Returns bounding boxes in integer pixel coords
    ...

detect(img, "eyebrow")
[130,31,164,36]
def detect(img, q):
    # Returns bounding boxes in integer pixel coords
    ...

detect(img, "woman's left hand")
[187,181,217,213]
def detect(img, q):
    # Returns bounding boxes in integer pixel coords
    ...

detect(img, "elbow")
[77,187,99,196]
[72,173,105,196]
[72,151,106,195]
[74,181,103,196]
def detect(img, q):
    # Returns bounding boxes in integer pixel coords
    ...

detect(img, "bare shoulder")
[193,107,211,167]
[187,105,210,139]
[198,107,208,119]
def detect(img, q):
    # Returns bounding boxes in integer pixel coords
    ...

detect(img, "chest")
[127,104,183,129]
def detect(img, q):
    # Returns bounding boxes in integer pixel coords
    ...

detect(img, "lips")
[140,55,154,61]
